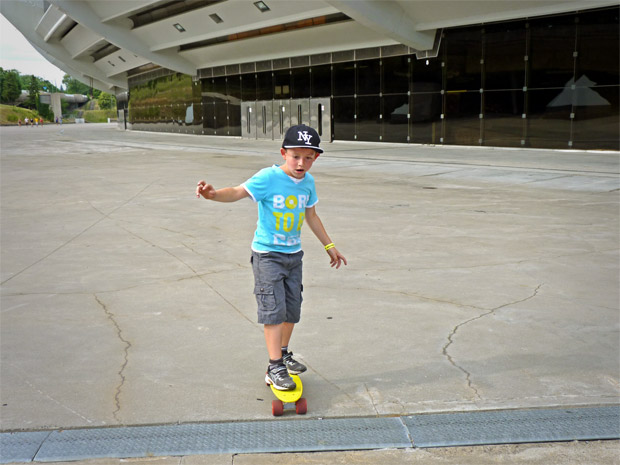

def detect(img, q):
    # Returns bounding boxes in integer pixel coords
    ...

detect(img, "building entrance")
[242,98,331,143]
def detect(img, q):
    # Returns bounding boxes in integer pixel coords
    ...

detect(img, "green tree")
[20,74,60,94]
[40,79,60,93]
[1,70,21,103]
[62,74,100,98]
[98,92,116,110]
[61,100,69,116]
[63,74,86,94]
[38,103,54,121]
[25,75,40,109]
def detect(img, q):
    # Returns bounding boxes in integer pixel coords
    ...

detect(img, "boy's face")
[280,147,317,179]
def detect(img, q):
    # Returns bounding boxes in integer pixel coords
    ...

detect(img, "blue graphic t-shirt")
[242,165,318,253]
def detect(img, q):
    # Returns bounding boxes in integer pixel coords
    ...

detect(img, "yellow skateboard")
[268,373,307,416]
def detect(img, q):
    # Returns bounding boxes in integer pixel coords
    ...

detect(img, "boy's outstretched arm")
[305,206,347,269]
[196,181,249,202]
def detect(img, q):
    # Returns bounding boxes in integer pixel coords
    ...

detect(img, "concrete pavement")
[1,124,618,463]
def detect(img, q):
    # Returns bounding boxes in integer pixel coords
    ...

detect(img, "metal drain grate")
[33,417,410,462]
[0,431,50,463]
[1,406,618,463]
[403,405,620,448]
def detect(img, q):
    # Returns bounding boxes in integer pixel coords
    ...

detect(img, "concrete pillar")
[50,92,62,121]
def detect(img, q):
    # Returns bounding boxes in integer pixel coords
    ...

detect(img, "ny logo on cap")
[298,131,313,145]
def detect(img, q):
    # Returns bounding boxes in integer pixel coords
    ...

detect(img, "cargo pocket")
[254,284,276,313]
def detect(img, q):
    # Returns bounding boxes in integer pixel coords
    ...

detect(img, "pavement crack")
[442,284,543,401]
[119,225,258,328]
[9,363,95,424]
[304,361,366,410]
[364,383,380,416]
[95,295,131,424]
[1,181,158,286]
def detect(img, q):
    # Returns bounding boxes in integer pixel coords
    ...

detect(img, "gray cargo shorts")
[251,250,304,325]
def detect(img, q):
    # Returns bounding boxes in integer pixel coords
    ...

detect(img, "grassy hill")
[0,105,45,125]
[0,104,118,124]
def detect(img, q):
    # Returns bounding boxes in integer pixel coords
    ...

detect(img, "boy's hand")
[328,248,347,269]
[196,180,216,199]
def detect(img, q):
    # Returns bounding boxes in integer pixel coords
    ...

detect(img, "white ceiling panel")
[134,1,338,52]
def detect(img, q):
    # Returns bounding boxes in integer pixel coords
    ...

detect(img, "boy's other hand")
[196,180,216,199]
[328,248,347,269]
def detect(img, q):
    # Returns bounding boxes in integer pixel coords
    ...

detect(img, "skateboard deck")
[268,374,307,416]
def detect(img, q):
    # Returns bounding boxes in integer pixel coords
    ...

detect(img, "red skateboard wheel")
[295,397,307,415]
[272,399,284,416]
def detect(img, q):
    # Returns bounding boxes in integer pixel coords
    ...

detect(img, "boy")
[196,124,347,391]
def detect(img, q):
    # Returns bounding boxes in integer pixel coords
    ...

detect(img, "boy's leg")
[280,323,307,375]
[264,321,295,359]
[264,323,285,360]
[279,253,306,374]
[281,322,295,348]
[253,252,303,388]
[266,322,306,375]
[264,323,297,390]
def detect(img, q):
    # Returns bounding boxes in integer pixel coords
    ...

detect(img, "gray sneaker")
[283,351,307,375]
[265,364,296,391]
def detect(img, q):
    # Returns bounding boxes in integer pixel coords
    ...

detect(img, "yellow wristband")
[324,243,335,251]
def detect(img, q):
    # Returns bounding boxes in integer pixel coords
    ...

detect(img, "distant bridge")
[17,90,88,120]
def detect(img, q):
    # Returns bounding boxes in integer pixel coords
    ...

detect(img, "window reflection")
[528,15,576,89]
[357,59,380,96]
[444,92,481,145]
[214,101,228,134]
[292,67,310,99]
[410,92,442,144]
[550,76,611,107]
[483,90,525,147]
[256,72,273,100]
[383,94,409,142]
[274,70,290,99]
[412,57,442,93]
[484,21,526,90]
[241,74,256,101]
[333,96,355,140]
[333,63,355,96]
[213,76,227,96]
[356,96,381,141]
[383,56,410,94]
[572,84,619,150]
[445,26,482,91]
[525,89,572,148]
[228,75,241,100]
[203,102,215,134]
[577,8,619,87]
[129,72,202,134]
[311,64,331,97]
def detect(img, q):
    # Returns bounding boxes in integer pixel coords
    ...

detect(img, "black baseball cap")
[282,124,323,154]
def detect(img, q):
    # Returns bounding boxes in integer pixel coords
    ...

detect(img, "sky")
[1,14,67,89]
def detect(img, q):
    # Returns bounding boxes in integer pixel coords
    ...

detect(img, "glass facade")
[128,6,618,150]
